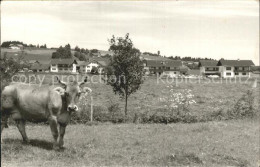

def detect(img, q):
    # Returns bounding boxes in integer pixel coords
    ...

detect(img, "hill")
[0,48,78,62]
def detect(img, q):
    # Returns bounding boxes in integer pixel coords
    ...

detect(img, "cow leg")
[1,114,9,143]
[48,116,59,150]
[58,124,66,148]
[1,111,10,143]
[16,120,29,143]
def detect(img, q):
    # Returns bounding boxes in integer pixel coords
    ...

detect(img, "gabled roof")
[217,59,255,67]
[30,63,50,70]
[199,60,218,67]
[29,60,51,64]
[77,61,86,66]
[140,54,171,61]
[146,60,182,67]
[98,50,114,56]
[90,57,110,66]
[50,58,77,65]
[97,60,108,67]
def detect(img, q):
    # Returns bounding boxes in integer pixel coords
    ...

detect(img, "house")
[198,60,220,76]
[9,44,23,50]
[29,60,50,72]
[78,57,110,74]
[143,59,182,76]
[31,63,50,72]
[50,59,78,73]
[217,59,255,78]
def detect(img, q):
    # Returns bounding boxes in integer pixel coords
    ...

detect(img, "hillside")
[0,48,78,61]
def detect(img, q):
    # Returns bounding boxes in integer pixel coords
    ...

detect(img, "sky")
[1,0,259,65]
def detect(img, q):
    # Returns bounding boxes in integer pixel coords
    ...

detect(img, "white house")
[78,58,110,74]
[50,59,77,73]
[143,59,182,76]
[217,59,254,78]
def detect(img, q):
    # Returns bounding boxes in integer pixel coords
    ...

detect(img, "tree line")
[51,44,101,61]
[1,41,47,49]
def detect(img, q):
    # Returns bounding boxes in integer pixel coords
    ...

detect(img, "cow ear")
[81,87,92,95]
[54,87,65,96]
[56,76,67,88]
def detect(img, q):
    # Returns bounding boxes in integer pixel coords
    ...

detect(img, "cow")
[1,77,92,150]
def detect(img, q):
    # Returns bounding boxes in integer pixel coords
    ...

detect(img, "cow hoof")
[53,145,60,151]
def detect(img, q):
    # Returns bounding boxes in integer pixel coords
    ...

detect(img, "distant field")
[1,119,259,167]
[0,48,77,60]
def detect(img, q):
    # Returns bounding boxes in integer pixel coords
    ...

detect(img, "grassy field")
[1,119,259,167]
[2,75,259,166]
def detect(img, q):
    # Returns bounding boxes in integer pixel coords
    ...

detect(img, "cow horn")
[56,76,66,87]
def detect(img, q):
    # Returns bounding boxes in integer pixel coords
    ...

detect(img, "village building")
[31,63,50,73]
[50,59,77,73]
[217,59,254,78]
[198,60,219,76]
[143,59,182,76]
[78,57,110,74]
[198,59,255,78]
[9,44,23,50]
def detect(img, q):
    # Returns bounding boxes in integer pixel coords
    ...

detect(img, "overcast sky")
[1,0,259,65]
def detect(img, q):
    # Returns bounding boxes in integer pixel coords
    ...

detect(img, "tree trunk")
[124,94,128,121]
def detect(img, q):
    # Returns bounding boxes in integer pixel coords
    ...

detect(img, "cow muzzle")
[67,105,79,112]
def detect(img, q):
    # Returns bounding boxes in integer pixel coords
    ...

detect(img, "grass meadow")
[1,120,259,167]
[1,74,260,166]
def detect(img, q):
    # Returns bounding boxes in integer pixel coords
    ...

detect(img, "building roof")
[97,60,108,67]
[217,59,255,67]
[90,57,110,66]
[188,69,200,75]
[98,50,114,57]
[199,60,218,67]
[140,54,171,61]
[50,58,77,65]
[30,63,50,70]
[146,60,182,67]
[77,61,86,66]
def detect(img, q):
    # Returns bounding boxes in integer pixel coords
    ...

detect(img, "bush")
[107,102,125,123]
[135,107,198,124]
[228,90,256,118]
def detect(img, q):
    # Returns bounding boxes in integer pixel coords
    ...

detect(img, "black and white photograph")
[0,0,259,166]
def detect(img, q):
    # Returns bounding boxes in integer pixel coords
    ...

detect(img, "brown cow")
[1,77,92,150]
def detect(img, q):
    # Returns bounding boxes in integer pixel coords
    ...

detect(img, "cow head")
[55,77,92,112]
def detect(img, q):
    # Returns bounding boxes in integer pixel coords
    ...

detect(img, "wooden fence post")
[90,95,93,122]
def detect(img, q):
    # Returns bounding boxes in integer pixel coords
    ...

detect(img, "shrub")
[228,90,256,118]
[107,101,124,123]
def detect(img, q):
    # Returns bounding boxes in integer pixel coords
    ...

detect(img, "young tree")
[107,33,144,117]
